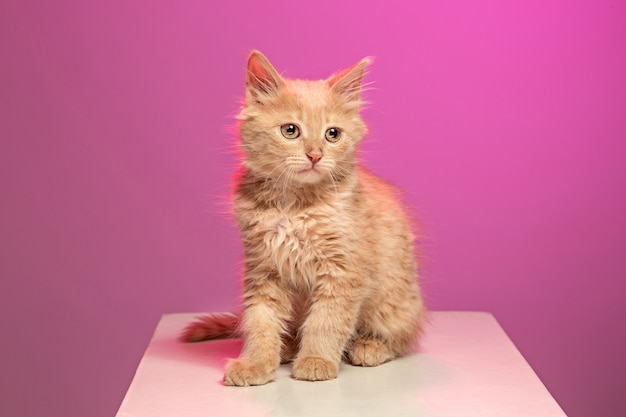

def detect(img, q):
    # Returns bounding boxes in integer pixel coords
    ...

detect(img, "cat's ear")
[327,57,372,103]
[246,50,284,101]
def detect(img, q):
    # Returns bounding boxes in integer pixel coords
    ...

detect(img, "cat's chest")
[262,211,316,250]
[235,189,358,281]
[250,208,338,280]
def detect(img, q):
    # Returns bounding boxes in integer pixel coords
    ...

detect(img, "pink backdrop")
[1,1,624,416]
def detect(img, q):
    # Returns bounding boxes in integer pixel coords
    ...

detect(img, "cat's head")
[238,50,370,185]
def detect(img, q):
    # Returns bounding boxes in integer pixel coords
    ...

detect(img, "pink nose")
[307,152,322,164]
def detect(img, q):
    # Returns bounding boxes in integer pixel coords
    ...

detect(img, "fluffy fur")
[181,50,426,386]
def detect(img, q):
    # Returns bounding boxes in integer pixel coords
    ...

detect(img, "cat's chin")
[293,167,327,184]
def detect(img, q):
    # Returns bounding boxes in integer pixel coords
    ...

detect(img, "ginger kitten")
[182,50,426,386]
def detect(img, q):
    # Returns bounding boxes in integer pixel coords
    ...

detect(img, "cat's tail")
[179,312,241,342]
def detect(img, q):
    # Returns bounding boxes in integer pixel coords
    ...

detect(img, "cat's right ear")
[326,57,372,104]
[246,50,284,101]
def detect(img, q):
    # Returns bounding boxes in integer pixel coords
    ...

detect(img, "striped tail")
[180,312,241,342]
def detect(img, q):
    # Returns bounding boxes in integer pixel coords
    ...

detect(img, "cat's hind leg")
[347,337,395,367]
[346,284,425,367]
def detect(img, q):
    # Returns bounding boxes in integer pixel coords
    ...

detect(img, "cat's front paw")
[224,359,275,386]
[292,355,338,381]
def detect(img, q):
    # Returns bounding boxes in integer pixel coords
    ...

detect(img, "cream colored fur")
[182,50,426,386]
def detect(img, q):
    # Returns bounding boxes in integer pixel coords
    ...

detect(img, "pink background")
[1,1,624,416]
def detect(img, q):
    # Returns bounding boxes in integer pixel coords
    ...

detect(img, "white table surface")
[116,311,566,417]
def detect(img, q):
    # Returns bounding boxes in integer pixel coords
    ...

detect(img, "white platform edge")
[117,311,567,417]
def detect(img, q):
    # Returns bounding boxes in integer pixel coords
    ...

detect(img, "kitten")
[182,50,426,386]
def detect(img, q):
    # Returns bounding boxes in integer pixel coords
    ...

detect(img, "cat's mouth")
[299,166,318,173]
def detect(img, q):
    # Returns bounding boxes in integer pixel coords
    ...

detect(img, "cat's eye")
[280,124,300,139]
[325,127,342,143]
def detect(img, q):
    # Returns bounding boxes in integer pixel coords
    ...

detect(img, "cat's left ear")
[246,50,284,101]
[327,57,372,103]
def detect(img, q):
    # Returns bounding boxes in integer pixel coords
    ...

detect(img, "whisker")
[328,171,339,200]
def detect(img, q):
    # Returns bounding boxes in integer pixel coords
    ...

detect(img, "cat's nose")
[306,151,323,165]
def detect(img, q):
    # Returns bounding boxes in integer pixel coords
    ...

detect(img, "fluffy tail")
[180,312,241,342]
